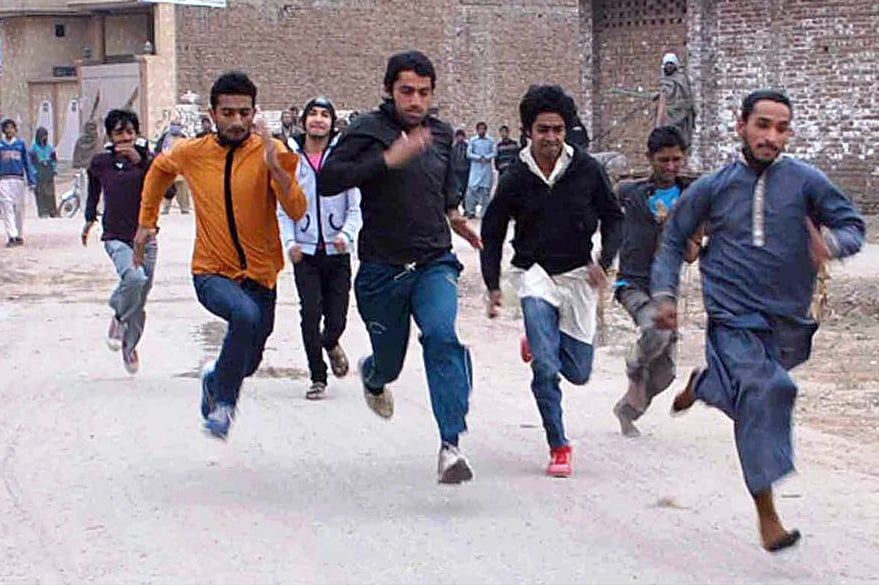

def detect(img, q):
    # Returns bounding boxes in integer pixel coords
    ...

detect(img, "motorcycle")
[56,168,86,218]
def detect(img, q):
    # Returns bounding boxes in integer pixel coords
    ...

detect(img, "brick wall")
[174,0,582,138]
[588,0,688,162]
[172,0,877,210]
[694,0,879,212]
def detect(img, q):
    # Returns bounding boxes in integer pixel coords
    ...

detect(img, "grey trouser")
[616,287,676,420]
[464,185,491,217]
[105,239,157,352]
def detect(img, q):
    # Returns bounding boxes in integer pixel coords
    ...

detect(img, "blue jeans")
[522,296,595,449]
[194,275,276,407]
[355,253,472,445]
[105,239,157,353]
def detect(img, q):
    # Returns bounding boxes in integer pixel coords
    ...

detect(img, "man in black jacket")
[319,51,482,485]
[612,125,699,437]
[480,85,623,477]
[451,128,470,206]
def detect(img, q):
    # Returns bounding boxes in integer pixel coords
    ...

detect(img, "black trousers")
[293,249,352,383]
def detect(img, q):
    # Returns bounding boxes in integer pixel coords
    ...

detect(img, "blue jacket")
[277,135,362,256]
[0,138,36,186]
[652,155,864,320]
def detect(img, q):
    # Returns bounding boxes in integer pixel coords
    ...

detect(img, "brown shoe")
[327,344,349,377]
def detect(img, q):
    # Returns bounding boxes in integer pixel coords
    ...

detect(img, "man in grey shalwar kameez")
[656,53,697,148]
[652,89,864,552]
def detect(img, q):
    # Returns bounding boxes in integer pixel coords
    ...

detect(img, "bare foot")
[613,402,641,437]
[763,528,802,553]
[755,489,802,553]
[671,367,703,414]
[760,515,801,552]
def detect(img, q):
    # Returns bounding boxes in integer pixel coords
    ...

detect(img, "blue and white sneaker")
[203,403,235,440]
[200,360,217,419]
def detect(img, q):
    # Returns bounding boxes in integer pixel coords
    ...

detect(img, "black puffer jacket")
[319,101,457,266]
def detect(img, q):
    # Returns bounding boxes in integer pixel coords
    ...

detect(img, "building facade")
[1,0,876,210]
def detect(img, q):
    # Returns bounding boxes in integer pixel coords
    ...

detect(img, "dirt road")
[1,214,877,584]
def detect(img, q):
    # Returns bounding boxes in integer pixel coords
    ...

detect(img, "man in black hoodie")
[480,85,623,478]
[319,51,482,485]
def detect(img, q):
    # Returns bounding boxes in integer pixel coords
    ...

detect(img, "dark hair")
[647,125,687,154]
[476,121,487,130]
[519,85,577,134]
[210,71,257,109]
[499,125,509,132]
[1,118,16,131]
[741,89,792,121]
[104,109,140,135]
[301,96,337,128]
[383,51,436,93]
[454,128,466,137]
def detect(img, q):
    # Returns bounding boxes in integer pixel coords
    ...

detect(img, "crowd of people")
[1,47,867,554]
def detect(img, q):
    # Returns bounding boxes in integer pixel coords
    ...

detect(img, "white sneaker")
[203,403,235,440]
[437,443,473,484]
[106,316,125,352]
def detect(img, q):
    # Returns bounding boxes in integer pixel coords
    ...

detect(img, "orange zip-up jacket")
[139,134,307,289]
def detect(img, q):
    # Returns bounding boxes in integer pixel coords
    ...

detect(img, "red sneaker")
[547,445,573,477]
[520,336,533,363]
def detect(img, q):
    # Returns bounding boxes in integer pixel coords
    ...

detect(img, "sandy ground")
[1,207,878,585]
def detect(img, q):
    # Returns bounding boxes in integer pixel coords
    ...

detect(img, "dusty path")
[1,214,877,584]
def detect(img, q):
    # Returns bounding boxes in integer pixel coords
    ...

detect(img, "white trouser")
[0,177,26,240]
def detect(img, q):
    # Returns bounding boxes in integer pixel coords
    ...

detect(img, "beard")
[217,130,250,147]
[742,140,780,166]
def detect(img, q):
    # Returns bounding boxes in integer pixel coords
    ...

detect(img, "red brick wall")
[175,0,583,139]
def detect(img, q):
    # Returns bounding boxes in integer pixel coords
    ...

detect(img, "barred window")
[596,0,687,28]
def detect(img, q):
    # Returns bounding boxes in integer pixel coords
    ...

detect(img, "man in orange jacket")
[135,71,307,440]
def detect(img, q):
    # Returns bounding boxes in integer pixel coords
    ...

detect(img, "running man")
[135,71,307,440]
[612,125,699,437]
[481,85,623,477]
[277,96,362,400]
[83,109,155,374]
[653,89,864,552]
[319,51,483,484]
